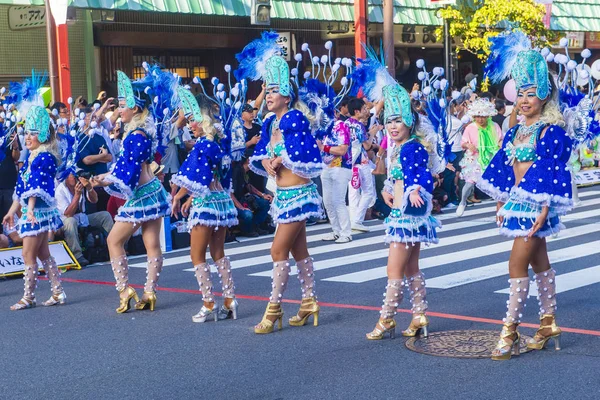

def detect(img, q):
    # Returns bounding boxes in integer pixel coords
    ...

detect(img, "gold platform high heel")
[254,303,284,334]
[288,297,320,327]
[366,319,396,340]
[527,314,562,351]
[402,314,429,338]
[491,323,521,361]
[116,286,140,314]
[135,291,157,311]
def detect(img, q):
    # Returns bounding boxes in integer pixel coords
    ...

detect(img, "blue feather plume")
[298,78,336,140]
[484,30,531,84]
[350,45,395,102]
[234,31,281,82]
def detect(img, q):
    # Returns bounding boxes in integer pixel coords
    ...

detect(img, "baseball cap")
[242,104,254,113]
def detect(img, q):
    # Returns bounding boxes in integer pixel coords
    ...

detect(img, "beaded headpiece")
[24,105,50,143]
[511,50,550,100]
[117,70,143,109]
[176,86,202,122]
[265,56,291,97]
[383,84,413,127]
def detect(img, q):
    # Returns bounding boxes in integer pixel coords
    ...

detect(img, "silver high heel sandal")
[217,299,239,320]
[192,303,219,323]
[43,292,67,307]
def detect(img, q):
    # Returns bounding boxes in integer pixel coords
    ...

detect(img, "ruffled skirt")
[384,207,441,245]
[18,200,63,237]
[188,190,238,229]
[271,182,324,224]
[497,191,564,238]
[116,178,171,223]
[459,151,482,184]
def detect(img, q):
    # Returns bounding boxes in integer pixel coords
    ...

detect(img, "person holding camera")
[56,171,114,267]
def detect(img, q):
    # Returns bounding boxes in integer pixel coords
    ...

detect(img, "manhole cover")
[405,329,534,359]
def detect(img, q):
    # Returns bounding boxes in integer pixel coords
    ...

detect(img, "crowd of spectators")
[1,71,595,261]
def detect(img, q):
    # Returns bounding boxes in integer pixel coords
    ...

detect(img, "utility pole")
[354,0,367,60]
[444,19,453,88]
[45,1,58,105]
[383,0,395,75]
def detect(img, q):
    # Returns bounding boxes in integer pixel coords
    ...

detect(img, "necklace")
[271,117,280,132]
[515,120,544,141]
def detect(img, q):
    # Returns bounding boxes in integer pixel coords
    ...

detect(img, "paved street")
[2,187,600,399]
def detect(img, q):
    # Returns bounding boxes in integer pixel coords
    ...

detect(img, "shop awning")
[552,1,600,32]
[1,0,599,31]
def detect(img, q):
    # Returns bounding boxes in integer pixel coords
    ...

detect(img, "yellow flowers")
[437,0,554,61]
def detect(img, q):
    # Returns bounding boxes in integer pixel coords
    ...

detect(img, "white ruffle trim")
[170,174,211,198]
[281,151,324,179]
[104,174,134,200]
[115,211,170,224]
[476,178,511,203]
[19,188,56,207]
[401,185,433,217]
[384,235,439,246]
[105,184,127,200]
[187,217,239,229]
[272,196,323,215]
[498,222,565,239]
[271,210,324,224]
[249,155,270,177]
[190,206,238,217]
[511,186,573,216]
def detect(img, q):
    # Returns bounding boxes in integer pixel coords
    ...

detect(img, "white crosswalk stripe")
[127,190,600,295]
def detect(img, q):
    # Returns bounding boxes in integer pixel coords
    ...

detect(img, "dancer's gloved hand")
[409,191,424,208]
[181,197,193,218]
[382,191,394,208]
[529,206,549,238]
[496,201,505,226]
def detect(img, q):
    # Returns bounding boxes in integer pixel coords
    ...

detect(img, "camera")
[78,171,92,180]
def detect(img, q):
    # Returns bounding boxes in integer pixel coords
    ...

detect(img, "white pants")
[321,167,352,238]
[348,163,376,225]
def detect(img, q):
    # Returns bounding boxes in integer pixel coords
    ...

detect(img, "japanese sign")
[8,6,46,31]
[0,241,79,277]
[277,32,296,62]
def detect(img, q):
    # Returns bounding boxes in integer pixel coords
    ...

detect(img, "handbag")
[351,166,361,189]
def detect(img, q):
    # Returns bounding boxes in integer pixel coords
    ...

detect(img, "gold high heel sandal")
[366,319,396,340]
[288,297,320,327]
[135,291,157,311]
[116,287,140,313]
[254,303,284,334]
[527,314,562,351]
[402,313,429,337]
[491,323,521,361]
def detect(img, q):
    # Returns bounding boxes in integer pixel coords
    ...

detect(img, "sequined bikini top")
[267,140,285,158]
[505,127,538,165]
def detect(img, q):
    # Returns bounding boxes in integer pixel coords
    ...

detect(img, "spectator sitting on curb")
[56,171,114,267]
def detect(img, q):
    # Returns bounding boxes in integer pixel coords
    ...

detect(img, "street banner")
[575,168,600,187]
[0,241,79,278]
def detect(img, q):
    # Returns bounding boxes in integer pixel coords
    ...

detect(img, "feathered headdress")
[191,64,247,159]
[234,31,281,83]
[542,37,600,144]
[293,40,353,139]
[413,59,454,164]
[132,63,180,156]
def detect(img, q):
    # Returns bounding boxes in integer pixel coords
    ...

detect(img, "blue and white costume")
[15,147,63,237]
[250,109,324,224]
[478,123,572,237]
[105,127,171,223]
[383,138,441,245]
[171,85,238,229]
[105,69,171,224]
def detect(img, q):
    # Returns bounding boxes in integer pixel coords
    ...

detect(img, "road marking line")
[323,208,600,283]
[44,276,600,337]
